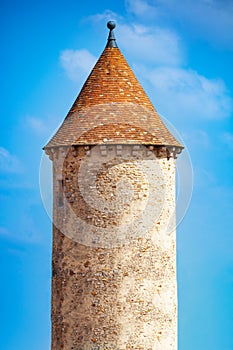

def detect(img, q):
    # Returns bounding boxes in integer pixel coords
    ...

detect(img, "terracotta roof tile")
[45,30,182,149]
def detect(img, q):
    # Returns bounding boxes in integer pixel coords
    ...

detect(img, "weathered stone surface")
[51,145,177,350]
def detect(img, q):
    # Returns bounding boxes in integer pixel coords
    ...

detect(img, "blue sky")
[1,1,233,349]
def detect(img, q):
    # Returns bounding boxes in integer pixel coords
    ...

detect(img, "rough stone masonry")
[44,22,183,350]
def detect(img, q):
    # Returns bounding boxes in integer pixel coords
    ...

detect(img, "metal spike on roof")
[106,21,118,48]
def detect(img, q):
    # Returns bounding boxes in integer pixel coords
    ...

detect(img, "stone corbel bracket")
[166,146,183,159]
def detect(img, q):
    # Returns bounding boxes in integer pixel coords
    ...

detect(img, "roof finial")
[106,21,118,48]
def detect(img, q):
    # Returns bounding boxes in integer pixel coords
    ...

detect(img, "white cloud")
[144,66,232,119]
[60,49,97,82]
[0,147,23,173]
[118,24,183,65]
[126,0,233,48]
[125,0,157,19]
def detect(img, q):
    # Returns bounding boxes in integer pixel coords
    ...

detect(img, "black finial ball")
[107,21,116,30]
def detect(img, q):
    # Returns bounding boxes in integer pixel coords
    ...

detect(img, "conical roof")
[44,22,182,149]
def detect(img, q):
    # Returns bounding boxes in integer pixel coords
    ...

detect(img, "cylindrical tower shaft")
[49,144,178,349]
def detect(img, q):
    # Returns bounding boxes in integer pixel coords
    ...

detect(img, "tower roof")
[44,22,182,149]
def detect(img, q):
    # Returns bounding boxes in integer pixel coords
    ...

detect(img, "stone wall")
[49,144,177,350]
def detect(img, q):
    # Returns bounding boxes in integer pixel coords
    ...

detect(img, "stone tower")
[44,22,183,350]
